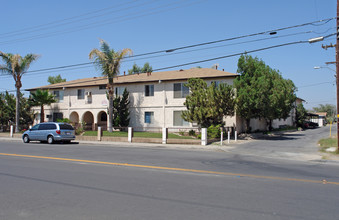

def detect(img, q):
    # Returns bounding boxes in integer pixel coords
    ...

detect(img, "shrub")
[188,129,196,137]
[179,130,185,136]
[207,124,222,139]
[56,118,71,123]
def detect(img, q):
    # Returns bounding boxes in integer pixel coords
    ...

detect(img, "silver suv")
[22,122,76,144]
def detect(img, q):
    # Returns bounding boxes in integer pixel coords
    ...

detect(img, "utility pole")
[336,0,339,152]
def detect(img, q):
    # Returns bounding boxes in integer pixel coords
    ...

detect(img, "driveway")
[226,125,336,162]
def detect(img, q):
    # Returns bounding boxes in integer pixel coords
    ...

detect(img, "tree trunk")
[40,105,45,123]
[245,118,251,133]
[108,89,114,132]
[15,86,20,132]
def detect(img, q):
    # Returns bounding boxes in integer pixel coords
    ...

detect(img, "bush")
[188,129,196,137]
[56,118,71,123]
[207,124,222,139]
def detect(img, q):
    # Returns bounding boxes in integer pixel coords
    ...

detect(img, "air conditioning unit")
[85,91,92,96]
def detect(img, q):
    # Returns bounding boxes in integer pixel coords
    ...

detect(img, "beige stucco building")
[27,68,300,133]
[27,68,238,131]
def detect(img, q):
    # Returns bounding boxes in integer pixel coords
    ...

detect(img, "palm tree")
[0,52,40,132]
[89,39,132,132]
[29,89,56,123]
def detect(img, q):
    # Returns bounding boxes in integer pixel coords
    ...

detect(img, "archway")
[97,111,107,131]
[82,111,94,131]
[69,111,79,128]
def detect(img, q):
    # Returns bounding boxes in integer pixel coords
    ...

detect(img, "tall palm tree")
[0,52,39,132]
[89,40,132,132]
[29,89,56,123]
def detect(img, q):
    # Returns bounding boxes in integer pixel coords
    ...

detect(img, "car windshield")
[59,124,74,130]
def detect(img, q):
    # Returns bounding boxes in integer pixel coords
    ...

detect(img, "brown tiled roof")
[26,68,237,91]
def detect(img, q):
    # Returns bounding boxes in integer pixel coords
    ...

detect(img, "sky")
[0,0,337,110]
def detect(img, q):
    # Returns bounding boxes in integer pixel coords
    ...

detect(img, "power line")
[0,0,141,38]
[298,81,334,88]
[0,0,201,46]
[0,30,314,78]
[0,18,334,78]
[0,39,314,92]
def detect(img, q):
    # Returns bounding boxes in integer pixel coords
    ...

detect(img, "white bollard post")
[97,126,102,141]
[162,128,168,144]
[227,131,231,143]
[228,131,230,144]
[201,128,207,146]
[235,131,237,142]
[10,125,13,138]
[128,127,133,143]
[220,130,223,145]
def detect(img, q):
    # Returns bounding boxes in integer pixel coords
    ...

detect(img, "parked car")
[22,122,75,144]
[303,121,319,129]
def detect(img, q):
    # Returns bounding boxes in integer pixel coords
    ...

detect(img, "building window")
[53,113,63,122]
[211,81,221,87]
[115,87,125,96]
[173,111,189,126]
[145,112,154,124]
[99,85,106,90]
[53,90,64,103]
[145,85,154,96]
[77,89,84,99]
[173,83,189,98]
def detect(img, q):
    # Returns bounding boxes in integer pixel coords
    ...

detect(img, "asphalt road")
[0,129,339,220]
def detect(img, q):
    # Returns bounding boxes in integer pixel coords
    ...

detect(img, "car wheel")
[47,135,54,144]
[23,135,30,143]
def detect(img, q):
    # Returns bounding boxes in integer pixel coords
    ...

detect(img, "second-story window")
[77,89,84,100]
[115,87,125,96]
[53,90,64,103]
[145,85,154,96]
[99,85,106,90]
[173,83,189,98]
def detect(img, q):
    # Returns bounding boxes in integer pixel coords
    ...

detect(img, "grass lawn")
[82,131,195,139]
[318,136,338,154]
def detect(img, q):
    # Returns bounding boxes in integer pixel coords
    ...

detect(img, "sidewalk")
[1,131,338,164]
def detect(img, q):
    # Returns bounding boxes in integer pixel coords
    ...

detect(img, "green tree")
[0,91,32,131]
[296,103,307,127]
[234,54,296,132]
[234,54,268,132]
[113,88,130,128]
[313,104,336,122]
[119,88,130,127]
[48,74,66,84]
[263,70,296,130]
[182,78,235,128]
[89,39,132,132]
[29,89,56,123]
[0,92,14,130]
[0,52,40,132]
[128,62,153,75]
[128,63,140,75]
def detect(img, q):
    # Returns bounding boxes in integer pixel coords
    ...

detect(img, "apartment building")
[27,68,238,131]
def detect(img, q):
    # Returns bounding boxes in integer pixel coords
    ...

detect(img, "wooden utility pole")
[336,0,339,152]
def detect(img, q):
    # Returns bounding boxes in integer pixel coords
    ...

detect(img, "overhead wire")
[0,17,335,78]
[0,39,316,93]
[0,0,142,38]
[0,0,202,45]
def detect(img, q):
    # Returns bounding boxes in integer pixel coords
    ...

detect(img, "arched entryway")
[82,111,94,131]
[97,111,107,131]
[69,111,79,128]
